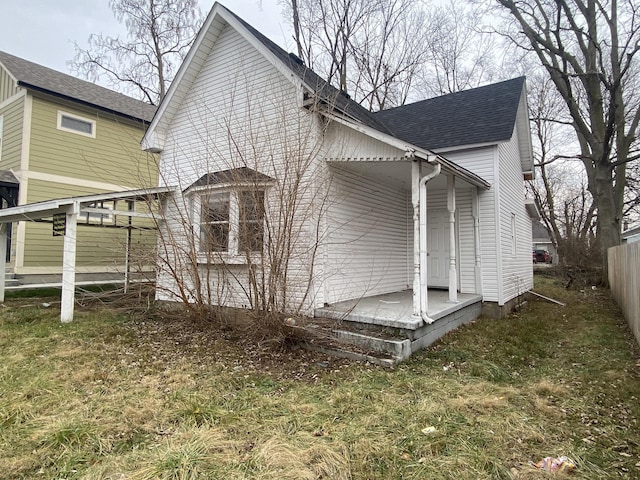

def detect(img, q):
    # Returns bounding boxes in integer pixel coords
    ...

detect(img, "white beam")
[411,160,421,318]
[0,224,6,303]
[447,175,458,303]
[61,204,78,323]
[472,188,482,295]
[80,207,156,219]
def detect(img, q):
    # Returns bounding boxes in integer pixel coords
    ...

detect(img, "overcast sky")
[0,0,291,81]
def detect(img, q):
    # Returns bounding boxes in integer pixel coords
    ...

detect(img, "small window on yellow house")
[57,111,96,138]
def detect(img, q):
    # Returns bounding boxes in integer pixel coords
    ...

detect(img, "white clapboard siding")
[157,23,322,313]
[438,146,499,302]
[497,121,534,302]
[425,183,477,294]
[456,187,477,294]
[324,122,405,161]
[323,165,411,304]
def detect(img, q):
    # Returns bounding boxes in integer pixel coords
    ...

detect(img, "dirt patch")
[117,311,354,381]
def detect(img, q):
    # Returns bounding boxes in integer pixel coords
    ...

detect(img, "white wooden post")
[411,159,421,318]
[447,175,458,303]
[124,200,133,294]
[61,204,78,323]
[0,223,6,303]
[472,188,482,295]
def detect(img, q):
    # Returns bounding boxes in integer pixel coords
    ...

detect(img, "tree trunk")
[589,165,622,284]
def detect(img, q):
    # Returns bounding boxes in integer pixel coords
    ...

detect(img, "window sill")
[196,253,261,265]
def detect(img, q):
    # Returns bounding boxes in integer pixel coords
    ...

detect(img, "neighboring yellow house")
[0,51,158,285]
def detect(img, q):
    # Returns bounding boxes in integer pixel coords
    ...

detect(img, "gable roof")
[373,77,526,151]
[143,2,391,151]
[0,50,156,123]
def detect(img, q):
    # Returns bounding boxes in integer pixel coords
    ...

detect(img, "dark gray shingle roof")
[186,167,275,191]
[226,7,523,149]
[0,50,156,123]
[373,77,526,150]
[532,219,551,241]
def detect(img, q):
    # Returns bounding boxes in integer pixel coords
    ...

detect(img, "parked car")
[533,249,552,264]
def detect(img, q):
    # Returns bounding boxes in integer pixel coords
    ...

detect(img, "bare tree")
[493,0,640,282]
[282,0,429,110]
[350,0,429,110]
[71,0,203,105]
[420,1,500,96]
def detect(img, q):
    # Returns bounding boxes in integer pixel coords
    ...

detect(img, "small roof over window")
[184,167,275,193]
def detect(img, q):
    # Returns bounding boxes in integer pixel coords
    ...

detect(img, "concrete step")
[292,318,412,366]
[4,269,19,287]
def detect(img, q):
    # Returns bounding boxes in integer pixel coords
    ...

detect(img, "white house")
[142,3,535,362]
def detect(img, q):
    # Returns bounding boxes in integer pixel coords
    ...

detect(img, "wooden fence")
[608,241,640,346]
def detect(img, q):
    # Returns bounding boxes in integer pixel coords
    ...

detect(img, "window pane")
[61,115,93,134]
[200,192,230,252]
[200,223,229,252]
[238,191,264,221]
[202,194,230,222]
[239,221,263,252]
[238,190,264,252]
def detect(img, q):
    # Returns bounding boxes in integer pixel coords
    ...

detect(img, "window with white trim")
[199,189,265,255]
[511,213,517,256]
[57,111,96,138]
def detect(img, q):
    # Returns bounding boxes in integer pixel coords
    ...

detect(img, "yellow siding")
[0,95,24,171]
[22,179,156,269]
[0,66,19,103]
[28,96,157,188]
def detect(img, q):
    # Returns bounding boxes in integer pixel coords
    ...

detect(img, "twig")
[528,290,566,306]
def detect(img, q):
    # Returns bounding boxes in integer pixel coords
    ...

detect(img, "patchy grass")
[0,274,639,479]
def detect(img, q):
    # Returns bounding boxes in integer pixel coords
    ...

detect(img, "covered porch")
[322,151,490,319]
[315,289,482,329]
[313,289,483,366]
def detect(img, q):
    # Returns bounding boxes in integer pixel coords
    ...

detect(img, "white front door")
[427,209,450,288]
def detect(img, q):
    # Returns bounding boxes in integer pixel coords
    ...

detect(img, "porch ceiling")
[330,161,474,191]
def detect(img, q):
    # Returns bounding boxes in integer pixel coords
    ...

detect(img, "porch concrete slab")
[315,290,482,330]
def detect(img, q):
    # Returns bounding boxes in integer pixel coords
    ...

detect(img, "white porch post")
[0,223,6,303]
[411,159,421,318]
[61,204,79,323]
[472,188,482,294]
[447,175,458,303]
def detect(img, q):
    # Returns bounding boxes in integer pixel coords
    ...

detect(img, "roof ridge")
[372,76,526,151]
[376,76,526,115]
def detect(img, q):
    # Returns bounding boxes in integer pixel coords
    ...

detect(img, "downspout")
[419,160,441,324]
[410,152,441,325]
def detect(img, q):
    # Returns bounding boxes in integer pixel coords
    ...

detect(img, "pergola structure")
[0,187,173,322]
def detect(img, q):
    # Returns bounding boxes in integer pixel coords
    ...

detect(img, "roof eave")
[19,81,152,124]
[525,198,540,220]
[324,111,491,190]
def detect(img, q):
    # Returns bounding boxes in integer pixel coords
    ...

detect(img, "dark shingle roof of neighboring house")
[0,50,156,123]
[373,77,526,151]
[225,7,393,136]
[532,219,551,241]
[0,170,19,186]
